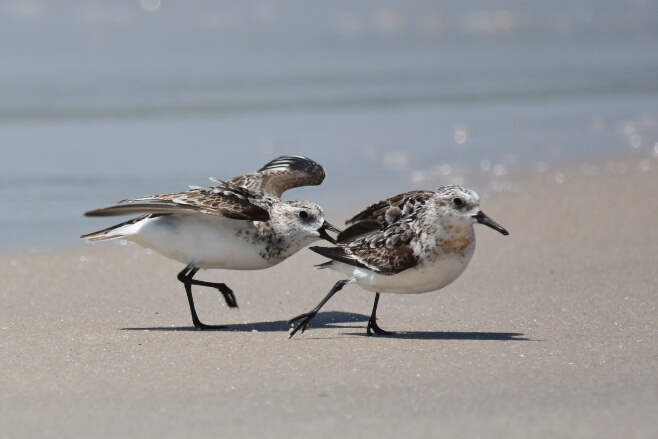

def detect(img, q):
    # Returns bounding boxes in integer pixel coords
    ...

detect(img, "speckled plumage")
[82,155,338,329]
[85,180,273,223]
[337,190,433,242]
[289,185,509,337]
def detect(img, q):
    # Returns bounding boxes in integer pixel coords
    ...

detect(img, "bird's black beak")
[318,221,341,244]
[473,211,509,235]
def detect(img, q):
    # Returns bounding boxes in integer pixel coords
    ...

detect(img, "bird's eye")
[453,197,464,207]
[298,211,309,219]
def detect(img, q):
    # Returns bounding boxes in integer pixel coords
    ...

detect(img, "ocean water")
[1,0,657,251]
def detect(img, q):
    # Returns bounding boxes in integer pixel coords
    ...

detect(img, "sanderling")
[82,155,339,329]
[288,185,508,338]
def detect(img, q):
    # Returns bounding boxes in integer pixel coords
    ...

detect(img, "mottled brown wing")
[311,220,420,275]
[84,183,270,221]
[227,155,325,197]
[337,190,433,242]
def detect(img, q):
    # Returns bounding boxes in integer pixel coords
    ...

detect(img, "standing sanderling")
[288,185,508,338]
[82,155,339,329]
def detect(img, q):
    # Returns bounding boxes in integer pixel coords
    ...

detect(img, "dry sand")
[1,161,657,438]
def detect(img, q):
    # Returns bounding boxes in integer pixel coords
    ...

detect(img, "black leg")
[288,279,351,338]
[177,265,233,330]
[367,293,395,336]
[177,268,238,308]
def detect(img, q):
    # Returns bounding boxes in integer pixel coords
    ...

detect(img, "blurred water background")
[1,0,657,251]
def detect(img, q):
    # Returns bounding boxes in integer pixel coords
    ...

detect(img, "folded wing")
[337,190,433,242]
[311,216,420,275]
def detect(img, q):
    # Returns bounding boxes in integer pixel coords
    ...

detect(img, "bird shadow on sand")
[342,330,530,341]
[122,311,529,341]
[121,311,369,333]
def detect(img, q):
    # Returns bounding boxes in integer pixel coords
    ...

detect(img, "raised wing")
[84,181,271,222]
[227,155,325,197]
[337,190,433,242]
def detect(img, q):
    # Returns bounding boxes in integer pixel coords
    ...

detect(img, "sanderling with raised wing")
[82,155,339,329]
[288,185,508,338]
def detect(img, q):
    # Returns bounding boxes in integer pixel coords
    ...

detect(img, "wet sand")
[1,161,657,438]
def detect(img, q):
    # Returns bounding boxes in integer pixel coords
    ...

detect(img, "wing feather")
[338,191,433,241]
[311,218,420,276]
[85,183,270,221]
[228,155,325,197]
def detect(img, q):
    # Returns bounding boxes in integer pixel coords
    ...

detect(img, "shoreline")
[4,153,657,255]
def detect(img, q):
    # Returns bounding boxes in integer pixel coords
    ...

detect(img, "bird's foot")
[219,289,239,308]
[288,311,318,339]
[192,320,228,330]
[367,319,395,336]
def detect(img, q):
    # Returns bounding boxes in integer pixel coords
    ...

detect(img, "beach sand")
[1,161,657,438]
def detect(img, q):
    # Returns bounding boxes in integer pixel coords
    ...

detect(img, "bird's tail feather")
[80,215,151,242]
